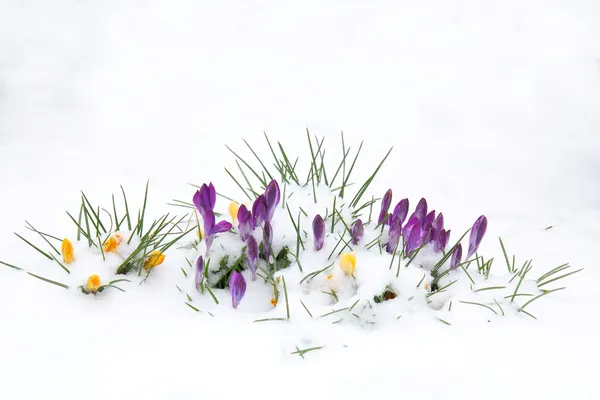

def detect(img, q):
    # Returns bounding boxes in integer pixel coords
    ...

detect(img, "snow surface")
[1,1,600,399]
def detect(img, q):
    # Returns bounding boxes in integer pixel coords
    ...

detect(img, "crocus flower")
[450,244,463,269]
[87,274,101,293]
[237,205,254,241]
[339,253,356,276]
[434,229,450,252]
[312,214,325,251]
[143,250,165,271]
[264,179,281,222]
[104,236,119,253]
[403,217,422,255]
[202,208,233,256]
[378,189,393,225]
[252,195,267,226]
[194,255,204,291]
[392,198,409,225]
[228,201,240,223]
[410,198,428,223]
[193,183,217,219]
[431,213,444,241]
[351,219,364,245]
[246,235,259,281]
[229,271,247,309]
[62,238,75,264]
[262,221,273,261]
[467,215,488,259]
[422,210,436,233]
[386,217,402,253]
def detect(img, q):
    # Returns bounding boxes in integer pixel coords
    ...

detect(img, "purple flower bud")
[237,205,254,241]
[450,244,463,269]
[193,183,216,218]
[246,236,258,281]
[194,255,204,291]
[351,219,364,245]
[431,213,444,241]
[264,180,281,222]
[392,198,409,225]
[312,214,325,251]
[262,221,273,261]
[405,218,423,255]
[229,271,247,309]
[410,198,428,223]
[202,207,233,257]
[252,195,267,226]
[422,210,436,232]
[386,217,402,253]
[378,189,393,225]
[466,215,487,259]
[433,229,447,252]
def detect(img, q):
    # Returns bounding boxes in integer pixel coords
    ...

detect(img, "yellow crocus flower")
[87,274,101,293]
[339,253,356,276]
[104,236,119,253]
[61,238,75,264]
[326,274,333,280]
[143,251,165,271]
[228,201,240,223]
[270,297,277,307]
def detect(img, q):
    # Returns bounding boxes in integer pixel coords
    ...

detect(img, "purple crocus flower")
[433,229,448,252]
[252,195,267,226]
[403,217,423,255]
[431,213,444,241]
[194,255,204,291]
[466,215,488,259]
[422,210,436,232]
[264,180,281,222]
[312,214,325,251]
[193,183,216,220]
[246,235,258,281]
[392,198,409,225]
[450,244,463,269]
[410,198,428,223]
[237,204,254,241]
[386,217,402,253]
[378,189,393,225]
[202,208,233,257]
[351,219,364,245]
[262,221,273,261]
[229,271,247,309]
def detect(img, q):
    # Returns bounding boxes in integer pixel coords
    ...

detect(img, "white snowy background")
[1,1,599,399]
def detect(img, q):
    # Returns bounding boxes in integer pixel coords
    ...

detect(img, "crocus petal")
[229,271,247,309]
[405,222,423,255]
[264,180,281,222]
[411,198,428,223]
[199,183,216,211]
[378,189,393,225]
[351,219,364,245]
[467,215,488,259]
[263,221,274,261]
[104,236,119,253]
[386,217,402,253]
[237,205,254,241]
[203,209,216,241]
[192,190,203,215]
[252,195,267,226]
[62,238,75,264]
[339,253,356,275]
[143,251,165,271]
[443,229,451,248]
[86,274,101,293]
[434,229,447,252]
[213,220,233,234]
[402,217,421,242]
[432,213,444,241]
[450,244,463,269]
[312,214,325,251]
[228,202,240,223]
[393,198,409,225]
[246,236,259,281]
[194,256,204,291]
[423,210,436,232]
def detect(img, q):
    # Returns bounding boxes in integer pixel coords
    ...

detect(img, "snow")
[1,1,600,399]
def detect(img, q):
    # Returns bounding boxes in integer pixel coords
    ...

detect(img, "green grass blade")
[0,260,23,270]
[120,185,132,231]
[14,233,52,260]
[26,272,69,289]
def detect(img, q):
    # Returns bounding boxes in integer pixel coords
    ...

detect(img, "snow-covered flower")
[450,244,463,269]
[104,235,119,253]
[229,271,246,309]
[194,183,232,256]
[391,198,409,226]
[61,238,75,264]
[194,255,204,291]
[339,253,356,276]
[312,214,325,251]
[246,235,259,281]
[143,251,165,271]
[378,189,393,225]
[467,215,487,259]
[86,274,101,293]
[410,197,428,223]
[351,219,364,245]
[262,221,273,261]
[237,204,254,242]
[228,201,240,223]
[264,179,281,222]
[386,217,402,253]
[403,217,422,255]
